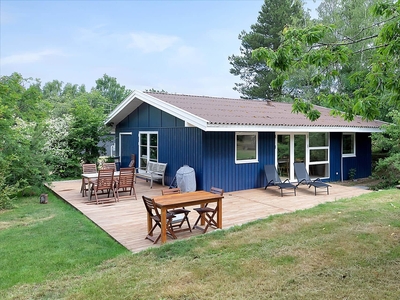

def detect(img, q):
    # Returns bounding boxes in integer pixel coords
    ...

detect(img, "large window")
[343,133,355,157]
[138,132,158,171]
[309,132,329,178]
[235,132,258,164]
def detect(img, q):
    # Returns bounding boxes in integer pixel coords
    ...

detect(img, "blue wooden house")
[105,90,385,192]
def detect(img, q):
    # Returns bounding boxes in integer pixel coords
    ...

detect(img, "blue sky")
[1,0,321,98]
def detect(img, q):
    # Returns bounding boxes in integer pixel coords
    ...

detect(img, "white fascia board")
[105,90,136,124]
[203,124,384,133]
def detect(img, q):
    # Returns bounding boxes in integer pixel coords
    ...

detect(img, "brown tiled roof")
[146,92,385,129]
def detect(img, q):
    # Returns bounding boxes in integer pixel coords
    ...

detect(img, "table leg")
[200,203,206,226]
[216,198,222,228]
[87,180,93,201]
[161,208,167,244]
[81,178,85,197]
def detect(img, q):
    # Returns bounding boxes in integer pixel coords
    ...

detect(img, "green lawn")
[1,189,400,299]
[0,194,128,291]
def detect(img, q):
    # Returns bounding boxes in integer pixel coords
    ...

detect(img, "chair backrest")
[102,162,116,171]
[293,162,311,183]
[95,169,114,190]
[128,154,136,168]
[264,165,282,184]
[210,187,224,196]
[118,167,135,188]
[82,163,97,174]
[142,195,158,218]
[147,162,167,175]
[161,187,181,195]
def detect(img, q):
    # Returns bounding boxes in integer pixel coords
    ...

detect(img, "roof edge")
[105,90,209,130]
[203,124,384,133]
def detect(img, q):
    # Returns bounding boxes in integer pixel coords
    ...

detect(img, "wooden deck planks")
[48,179,372,253]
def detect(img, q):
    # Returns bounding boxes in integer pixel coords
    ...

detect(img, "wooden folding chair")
[192,187,223,233]
[81,163,97,196]
[101,162,116,171]
[88,169,116,204]
[142,195,177,244]
[115,167,137,201]
[161,188,192,232]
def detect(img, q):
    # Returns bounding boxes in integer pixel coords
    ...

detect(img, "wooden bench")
[135,162,167,188]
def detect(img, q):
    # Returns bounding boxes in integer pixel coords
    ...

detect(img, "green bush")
[373,153,400,189]
[0,160,21,210]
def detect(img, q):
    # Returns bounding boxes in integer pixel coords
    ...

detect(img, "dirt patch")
[335,177,382,188]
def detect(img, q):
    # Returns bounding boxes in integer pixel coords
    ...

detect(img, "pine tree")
[228,0,307,99]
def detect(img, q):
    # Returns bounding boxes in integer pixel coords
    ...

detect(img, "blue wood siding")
[342,133,371,180]
[158,127,203,187]
[329,132,342,181]
[329,132,372,181]
[120,134,135,167]
[202,131,275,192]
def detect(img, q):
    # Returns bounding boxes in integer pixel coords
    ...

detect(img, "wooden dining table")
[81,171,120,197]
[152,190,224,244]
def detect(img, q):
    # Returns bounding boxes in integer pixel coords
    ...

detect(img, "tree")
[68,95,111,174]
[93,74,131,112]
[44,92,112,178]
[282,0,380,108]
[372,110,400,188]
[228,0,308,99]
[144,88,168,93]
[252,0,400,121]
[42,80,87,118]
[0,73,50,197]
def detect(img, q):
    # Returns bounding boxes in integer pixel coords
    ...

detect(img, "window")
[235,132,258,163]
[139,132,158,170]
[309,132,329,178]
[343,133,355,157]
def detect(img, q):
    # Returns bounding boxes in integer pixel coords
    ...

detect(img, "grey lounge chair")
[264,165,296,196]
[293,162,331,195]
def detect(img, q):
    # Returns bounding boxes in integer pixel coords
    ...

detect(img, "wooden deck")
[48,179,372,253]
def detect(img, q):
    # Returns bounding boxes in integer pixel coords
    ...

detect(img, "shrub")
[373,153,400,189]
[0,160,21,210]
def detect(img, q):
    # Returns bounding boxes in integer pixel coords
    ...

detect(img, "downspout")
[340,133,343,182]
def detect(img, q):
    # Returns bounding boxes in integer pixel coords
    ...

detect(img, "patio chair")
[81,163,97,196]
[161,188,192,232]
[88,168,117,204]
[192,187,223,234]
[293,162,331,195]
[142,195,177,244]
[115,167,137,201]
[101,162,116,171]
[128,154,136,168]
[264,165,296,197]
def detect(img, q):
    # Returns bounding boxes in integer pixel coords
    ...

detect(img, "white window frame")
[276,132,330,181]
[235,132,258,164]
[342,133,356,157]
[138,131,158,170]
[308,132,330,179]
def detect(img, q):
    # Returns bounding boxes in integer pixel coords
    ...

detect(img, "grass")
[0,194,127,291]
[1,189,400,299]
